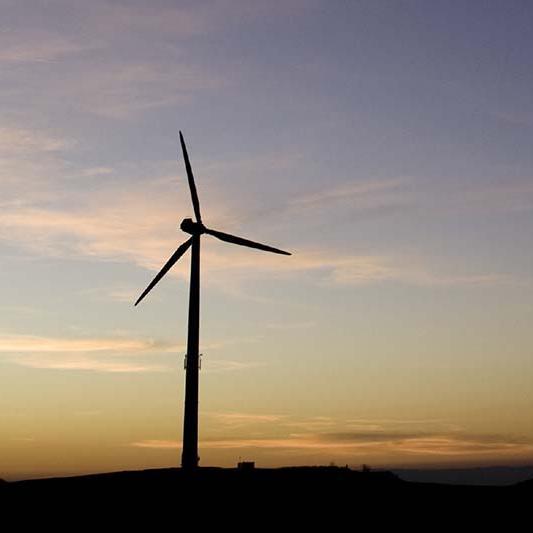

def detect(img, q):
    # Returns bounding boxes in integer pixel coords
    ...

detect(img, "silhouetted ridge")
[4,465,531,520]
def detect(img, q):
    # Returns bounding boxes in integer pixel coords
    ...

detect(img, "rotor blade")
[179,131,202,223]
[134,238,193,306]
[205,228,291,256]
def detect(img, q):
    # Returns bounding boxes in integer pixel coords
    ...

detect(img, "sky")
[1,0,533,480]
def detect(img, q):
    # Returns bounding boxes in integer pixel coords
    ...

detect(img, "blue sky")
[1,0,533,479]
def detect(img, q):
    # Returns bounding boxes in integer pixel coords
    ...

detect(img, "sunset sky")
[1,0,533,480]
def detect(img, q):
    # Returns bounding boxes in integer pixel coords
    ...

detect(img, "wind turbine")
[134,132,291,470]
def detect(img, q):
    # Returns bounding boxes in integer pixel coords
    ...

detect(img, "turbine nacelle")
[180,218,205,235]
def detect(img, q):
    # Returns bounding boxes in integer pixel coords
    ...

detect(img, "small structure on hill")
[237,461,256,471]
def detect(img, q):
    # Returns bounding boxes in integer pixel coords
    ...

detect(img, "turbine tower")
[135,132,291,470]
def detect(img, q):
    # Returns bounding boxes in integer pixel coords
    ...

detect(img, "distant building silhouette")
[237,461,255,471]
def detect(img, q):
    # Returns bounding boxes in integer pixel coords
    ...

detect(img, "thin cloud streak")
[8,353,263,374]
[290,178,410,211]
[130,412,533,461]
[0,2,232,119]
[57,62,226,119]
[80,286,142,303]
[0,199,505,288]
[0,125,79,209]
[0,334,262,374]
[0,334,180,373]
[0,334,181,353]
[266,321,316,330]
[0,127,74,153]
[131,433,533,460]
[205,412,286,425]
[12,354,169,373]
[0,123,514,289]
[204,360,266,373]
[0,31,98,64]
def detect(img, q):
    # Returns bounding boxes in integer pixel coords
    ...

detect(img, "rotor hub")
[180,218,205,235]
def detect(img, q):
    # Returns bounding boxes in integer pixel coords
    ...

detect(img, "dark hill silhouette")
[2,465,530,505]
[515,477,533,489]
[2,466,532,524]
[393,464,533,486]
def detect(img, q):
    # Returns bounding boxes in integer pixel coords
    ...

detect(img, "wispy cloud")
[0,123,511,291]
[0,2,230,119]
[131,440,180,449]
[290,178,410,212]
[266,321,316,330]
[131,431,533,462]
[204,359,266,373]
[8,353,262,374]
[130,412,533,463]
[0,334,179,373]
[0,334,180,353]
[50,0,317,43]
[12,354,169,373]
[0,31,97,64]
[53,62,225,119]
[80,286,142,304]
[205,412,286,426]
[0,333,264,374]
[1,52,225,122]
[455,180,533,214]
[0,1,320,125]
[489,109,533,127]
[80,167,114,178]
[0,184,505,289]
[0,125,78,209]
[344,417,461,432]
[0,127,74,153]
